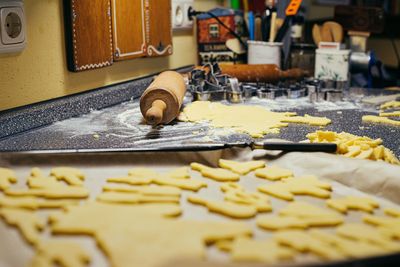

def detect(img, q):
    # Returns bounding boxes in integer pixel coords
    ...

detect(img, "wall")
[0,0,220,111]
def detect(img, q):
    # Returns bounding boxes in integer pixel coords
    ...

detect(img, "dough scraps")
[0,208,45,245]
[254,166,293,181]
[0,196,79,210]
[218,159,265,175]
[187,195,258,218]
[380,100,400,110]
[166,167,190,179]
[307,130,400,165]
[220,183,272,212]
[30,240,91,267]
[179,101,331,138]
[257,176,332,201]
[380,111,400,117]
[102,184,182,197]
[231,236,295,263]
[96,192,180,204]
[336,223,400,252]
[49,202,252,267]
[0,167,17,191]
[362,115,400,126]
[274,230,344,260]
[190,162,240,182]
[327,196,379,213]
[50,167,85,186]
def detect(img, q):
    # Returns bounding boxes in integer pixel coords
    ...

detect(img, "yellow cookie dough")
[309,230,388,258]
[187,195,258,218]
[307,130,400,165]
[5,186,89,199]
[231,236,295,263]
[380,100,400,110]
[257,216,308,230]
[254,166,293,181]
[380,111,400,117]
[363,215,400,240]
[0,167,17,191]
[327,196,379,213]
[384,207,400,217]
[96,192,180,204]
[179,101,331,138]
[362,115,400,126]
[190,162,240,182]
[166,167,190,179]
[274,230,343,260]
[336,223,400,252]
[0,196,79,209]
[279,201,340,218]
[30,240,91,267]
[49,202,252,267]
[258,176,332,201]
[107,176,153,186]
[102,184,181,197]
[50,167,85,186]
[153,176,207,191]
[0,208,45,245]
[218,159,265,175]
[128,168,160,178]
[220,183,272,212]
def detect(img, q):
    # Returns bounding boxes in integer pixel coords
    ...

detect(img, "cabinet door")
[111,0,146,61]
[64,0,114,72]
[144,0,173,57]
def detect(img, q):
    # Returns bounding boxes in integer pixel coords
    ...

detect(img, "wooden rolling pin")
[140,71,186,125]
[218,64,309,83]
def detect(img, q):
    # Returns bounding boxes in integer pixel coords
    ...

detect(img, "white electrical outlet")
[0,0,26,54]
[172,0,194,30]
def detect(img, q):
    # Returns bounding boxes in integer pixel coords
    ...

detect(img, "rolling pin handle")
[145,99,167,126]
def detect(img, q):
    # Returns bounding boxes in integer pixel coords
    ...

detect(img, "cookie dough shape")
[336,223,400,252]
[0,167,17,191]
[128,168,160,178]
[0,208,45,245]
[363,215,400,240]
[5,186,90,199]
[309,230,388,258]
[107,176,153,186]
[231,236,295,263]
[187,195,257,218]
[0,196,79,210]
[258,176,331,201]
[257,214,343,230]
[218,159,265,175]
[153,176,207,191]
[50,167,85,186]
[279,201,341,219]
[96,192,180,204]
[255,166,293,181]
[166,167,190,179]
[191,162,240,182]
[274,230,343,260]
[103,184,181,197]
[179,101,331,138]
[384,207,400,217]
[49,202,252,267]
[220,183,272,212]
[327,196,379,213]
[30,240,91,267]
[362,115,400,126]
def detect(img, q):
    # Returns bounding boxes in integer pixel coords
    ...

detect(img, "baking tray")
[1,149,400,267]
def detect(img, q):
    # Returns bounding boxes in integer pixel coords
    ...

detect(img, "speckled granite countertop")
[0,81,399,156]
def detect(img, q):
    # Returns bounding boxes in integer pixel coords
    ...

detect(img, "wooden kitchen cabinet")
[64,0,173,72]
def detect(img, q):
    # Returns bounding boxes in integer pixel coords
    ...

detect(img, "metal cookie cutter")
[226,77,243,103]
[287,85,307,99]
[257,88,275,99]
